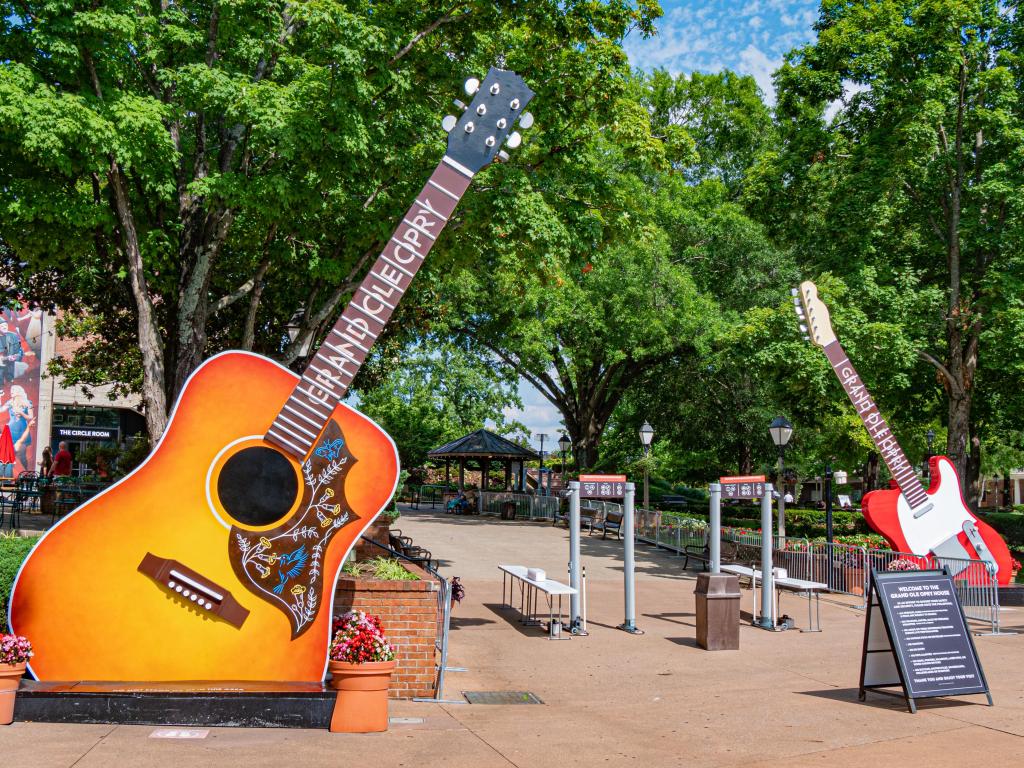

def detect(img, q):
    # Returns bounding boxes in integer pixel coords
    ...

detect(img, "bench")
[590,510,623,540]
[683,537,739,571]
[659,495,690,509]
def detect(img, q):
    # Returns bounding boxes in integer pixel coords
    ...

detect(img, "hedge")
[662,507,872,539]
[981,512,1024,550]
[0,535,38,630]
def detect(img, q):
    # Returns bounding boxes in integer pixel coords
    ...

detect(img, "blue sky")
[502,1,822,451]
[624,0,820,103]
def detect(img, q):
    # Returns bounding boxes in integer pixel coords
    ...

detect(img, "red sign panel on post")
[719,474,766,500]
[579,474,627,499]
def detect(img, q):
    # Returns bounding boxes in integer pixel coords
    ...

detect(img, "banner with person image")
[0,305,43,477]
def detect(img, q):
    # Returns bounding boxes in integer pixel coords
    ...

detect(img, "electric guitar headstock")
[792,280,838,349]
[442,67,536,174]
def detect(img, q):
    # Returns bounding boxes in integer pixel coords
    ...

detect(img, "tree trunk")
[108,160,169,440]
[738,443,753,474]
[864,451,880,492]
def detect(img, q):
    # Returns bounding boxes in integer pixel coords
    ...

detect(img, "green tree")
[1,0,661,440]
[356,342,524,468]
[769,0,1024,505]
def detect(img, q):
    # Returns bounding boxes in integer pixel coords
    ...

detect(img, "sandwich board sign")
[719,475,766,500]
[859,568,991,713]
[579,474,626,499]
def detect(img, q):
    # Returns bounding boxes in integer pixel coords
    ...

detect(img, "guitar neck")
[265,158,473,458]
[822,341,928,509]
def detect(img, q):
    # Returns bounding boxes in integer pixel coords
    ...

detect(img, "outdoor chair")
[591,510,623,540]
[387,530,433,570]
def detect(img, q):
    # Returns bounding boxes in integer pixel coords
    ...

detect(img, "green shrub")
[0,534,39,629]
[343,556,418,581]
[982,512,1024,549]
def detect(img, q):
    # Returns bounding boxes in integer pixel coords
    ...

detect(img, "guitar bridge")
[138,553,250,629]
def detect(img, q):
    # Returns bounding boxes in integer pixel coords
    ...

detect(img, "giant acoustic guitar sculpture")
[793,281,1012,585]
[10,68,535,682]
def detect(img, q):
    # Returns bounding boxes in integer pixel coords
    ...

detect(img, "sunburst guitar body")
[9,68,537,683]
[10,352,397,681]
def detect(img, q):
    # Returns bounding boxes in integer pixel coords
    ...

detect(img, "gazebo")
[427,429,540,493]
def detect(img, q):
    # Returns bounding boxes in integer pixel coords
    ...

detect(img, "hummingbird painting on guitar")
[794,281,1013,585]
[8,68,536,683]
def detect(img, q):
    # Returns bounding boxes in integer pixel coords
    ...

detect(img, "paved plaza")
[3,505,1023,766]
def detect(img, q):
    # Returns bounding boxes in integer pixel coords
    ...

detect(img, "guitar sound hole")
[217,447,298,527]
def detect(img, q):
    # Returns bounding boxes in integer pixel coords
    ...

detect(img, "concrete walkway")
[3,503,1023,766]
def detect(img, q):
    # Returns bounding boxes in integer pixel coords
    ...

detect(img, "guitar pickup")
[138,553,250,629]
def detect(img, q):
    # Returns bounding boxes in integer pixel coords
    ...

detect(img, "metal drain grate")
[462,691,544,705]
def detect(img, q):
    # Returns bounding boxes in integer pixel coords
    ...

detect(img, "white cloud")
[749,15,763,29]
[824,79,870,122]
[738,43,780,104]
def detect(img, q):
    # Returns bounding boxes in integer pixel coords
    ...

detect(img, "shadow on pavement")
[798,687,978,711]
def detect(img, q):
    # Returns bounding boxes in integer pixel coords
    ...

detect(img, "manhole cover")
[463,691,543,705]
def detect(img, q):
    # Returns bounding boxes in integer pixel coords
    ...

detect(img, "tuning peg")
[790,287,799,296]
[799,323,808,334]
[506,131,522,149]
[464,121,475,134]
[802,335,811,342]
[442,115,457,132]
[510,98,520,110]
[519,112,534,129]
[496,150,510,163]
[485,136,496,147]
[489,83,500,95]
[464,78,480,95]
[453,99,467,111]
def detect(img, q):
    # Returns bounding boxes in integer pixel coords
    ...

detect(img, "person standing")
[6,385,34,471]
[40,445,53,478]
[0,320,22,387]
[52,441,73,477]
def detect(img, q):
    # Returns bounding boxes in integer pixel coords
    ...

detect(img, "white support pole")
[758,484,775,629]
[709,483,722,574]
[568,481,583,633]
[619,482,642,634]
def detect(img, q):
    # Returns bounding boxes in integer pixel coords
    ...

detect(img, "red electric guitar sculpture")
[9,68,536,682]
[794,281,1013,585]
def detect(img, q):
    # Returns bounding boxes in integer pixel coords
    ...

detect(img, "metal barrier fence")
[862,547,1001,633]
[479,491,561,521]
[410,484,456,509]
[359,536,463,703]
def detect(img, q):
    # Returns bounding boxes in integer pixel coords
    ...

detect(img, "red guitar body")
[861,455,1013,585]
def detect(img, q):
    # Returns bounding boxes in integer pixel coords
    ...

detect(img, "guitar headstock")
[792,280,838,349]
[442,67,536,174]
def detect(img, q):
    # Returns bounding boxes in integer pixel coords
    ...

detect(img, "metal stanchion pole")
[619,482,642,634]
[758,485,775,630]
[709,483,722,574]
[568,481,585,634]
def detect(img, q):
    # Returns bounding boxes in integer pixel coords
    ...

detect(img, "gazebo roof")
[428,429,540,460]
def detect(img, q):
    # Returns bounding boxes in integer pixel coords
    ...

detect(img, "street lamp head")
[558,433,571,452]
[768,416,793,448]
[639,421,654,447]
[926,428,935,448]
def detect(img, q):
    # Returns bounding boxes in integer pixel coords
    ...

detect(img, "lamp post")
[768,417,793,539]
[924,428,936,481]
[558,433,571,487]
[534,433,547,496]
[639,421,654,511]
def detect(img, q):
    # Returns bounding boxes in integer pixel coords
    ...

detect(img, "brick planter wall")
[333,562,439,699]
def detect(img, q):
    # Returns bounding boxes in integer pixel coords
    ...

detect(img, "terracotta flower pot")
[327,659,396,733]
[0,662,27,725]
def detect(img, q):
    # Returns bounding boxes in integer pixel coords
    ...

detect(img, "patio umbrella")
[0,424,15,465]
